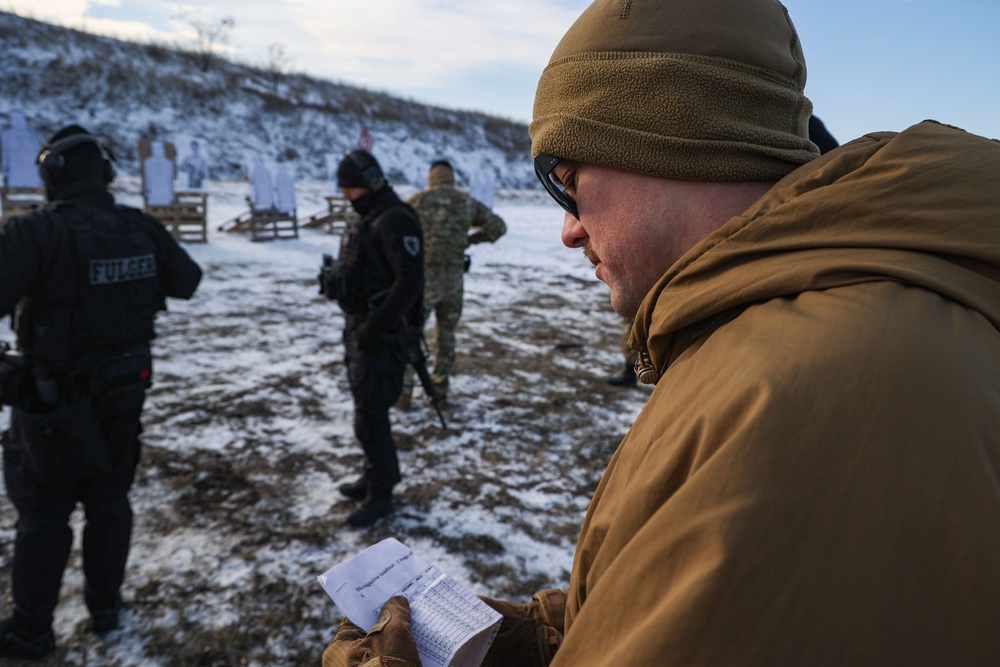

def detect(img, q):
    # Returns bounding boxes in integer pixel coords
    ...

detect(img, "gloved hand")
[322,596,422,667]
[355,322,382,354]
[480,589,566,667]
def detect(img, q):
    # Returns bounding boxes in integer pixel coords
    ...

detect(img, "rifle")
[361,288,447,430]
[396,322,447,430]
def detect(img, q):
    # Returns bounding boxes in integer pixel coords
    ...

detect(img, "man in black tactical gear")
[330,149,423,528]
[0,125,202,659]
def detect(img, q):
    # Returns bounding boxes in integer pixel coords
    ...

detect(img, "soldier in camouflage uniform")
[401,160,506,405]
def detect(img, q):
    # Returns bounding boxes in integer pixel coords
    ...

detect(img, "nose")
[561,212,588,248]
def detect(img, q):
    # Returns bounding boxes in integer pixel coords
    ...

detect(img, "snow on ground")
[0,177,650,666]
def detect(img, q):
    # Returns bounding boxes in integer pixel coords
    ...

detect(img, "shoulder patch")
[403,236,421,257]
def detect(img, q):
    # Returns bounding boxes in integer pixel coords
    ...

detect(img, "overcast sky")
[4,0,999,143]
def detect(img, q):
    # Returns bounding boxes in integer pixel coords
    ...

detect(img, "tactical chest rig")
[16,202,160,361]
[330,211,420,318]
[12,202,159,404]
[336,216,387,314]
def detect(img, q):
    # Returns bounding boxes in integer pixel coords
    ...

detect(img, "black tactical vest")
[16,203,161,365]
[337,218,391,314]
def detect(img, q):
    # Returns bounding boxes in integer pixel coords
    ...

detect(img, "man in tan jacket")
[321,1,1000,665]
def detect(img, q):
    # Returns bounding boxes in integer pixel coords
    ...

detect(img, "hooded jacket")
[555,121,1000,666]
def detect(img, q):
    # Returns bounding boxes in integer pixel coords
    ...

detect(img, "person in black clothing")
[0,125,202,659]
[330,149,423,528]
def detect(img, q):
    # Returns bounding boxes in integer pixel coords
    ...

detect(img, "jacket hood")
[633,120,1000,376]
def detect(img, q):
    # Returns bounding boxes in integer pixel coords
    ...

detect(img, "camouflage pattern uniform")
[404,162,506,398]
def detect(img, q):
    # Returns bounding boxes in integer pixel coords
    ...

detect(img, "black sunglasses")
[533,153,578,218]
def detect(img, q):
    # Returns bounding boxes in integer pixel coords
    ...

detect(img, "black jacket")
[338,187,424,336]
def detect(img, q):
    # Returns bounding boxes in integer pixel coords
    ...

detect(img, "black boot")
[607,361,637,388]
[87,589,123,635]
[0,616,56,659]
[338,475,368,501]
[347,487,394,528]
[90,607,120,635]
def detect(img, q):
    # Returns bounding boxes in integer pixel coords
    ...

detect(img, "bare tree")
[266,42,292,92]
[177,9,235,73]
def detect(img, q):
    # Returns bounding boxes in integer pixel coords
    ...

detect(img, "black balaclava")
[336,149,387,215]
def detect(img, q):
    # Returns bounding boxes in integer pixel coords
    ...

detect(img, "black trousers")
[2,387,145,634]
[344,319,404,493]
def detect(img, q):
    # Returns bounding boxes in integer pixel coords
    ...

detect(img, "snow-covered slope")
[0,10,535,189]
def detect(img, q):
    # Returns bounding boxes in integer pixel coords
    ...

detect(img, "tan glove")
[480,589,567,667]
[322,596,422,667]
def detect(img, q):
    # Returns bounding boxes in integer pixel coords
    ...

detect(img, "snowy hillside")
[0,10,535,189]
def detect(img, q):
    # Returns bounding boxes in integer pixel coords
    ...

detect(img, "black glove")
[322,596,422,667]
[355,322,382,354]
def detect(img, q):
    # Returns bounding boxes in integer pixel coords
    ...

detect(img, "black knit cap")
[38,124,110,187]
[336,149,385,191]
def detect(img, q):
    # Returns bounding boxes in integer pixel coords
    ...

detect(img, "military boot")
[338,475,369,501]
[90,608,120,635]
[347,486,394,528]
[0,616,56,659]
[607,361,637,388]
[87,589,123,635]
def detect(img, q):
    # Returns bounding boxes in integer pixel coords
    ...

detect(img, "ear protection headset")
[36,133,116,186]
[345,149,385,192]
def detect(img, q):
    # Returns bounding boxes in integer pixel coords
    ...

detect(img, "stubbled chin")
[609,288,640,318]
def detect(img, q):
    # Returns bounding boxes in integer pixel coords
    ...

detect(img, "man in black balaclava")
[0,125,202,658]
[329,149,423,527]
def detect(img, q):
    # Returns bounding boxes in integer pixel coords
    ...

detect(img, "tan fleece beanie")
[531,0,820,181]
[428,162,455,187]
